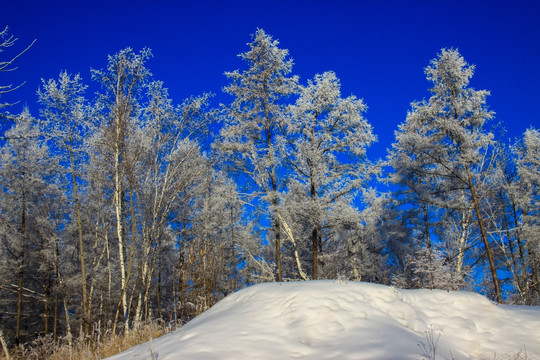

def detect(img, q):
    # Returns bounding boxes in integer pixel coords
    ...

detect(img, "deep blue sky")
[2,0,539,159]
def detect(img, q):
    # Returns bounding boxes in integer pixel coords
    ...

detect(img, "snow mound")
[107,281,540,359]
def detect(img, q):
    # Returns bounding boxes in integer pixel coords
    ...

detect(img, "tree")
[389,49,501,302]
[37,71,91,335]
[132,81,211,325]
[283,71,377,279]
[0,110,59,344]
[516,128,540,301]
[0,26,35,109]
[475,142,527,301]
[218,29,298,282]
[91,47,152,332]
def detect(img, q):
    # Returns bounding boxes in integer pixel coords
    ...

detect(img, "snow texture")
[107,281,540,359]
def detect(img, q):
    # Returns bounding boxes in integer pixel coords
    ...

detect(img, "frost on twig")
[419,325,442,360]
[0,26,36,108]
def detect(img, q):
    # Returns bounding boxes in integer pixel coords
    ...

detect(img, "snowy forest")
[0,27,539,353]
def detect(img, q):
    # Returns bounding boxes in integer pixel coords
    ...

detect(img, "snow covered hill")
[107,281,540,360]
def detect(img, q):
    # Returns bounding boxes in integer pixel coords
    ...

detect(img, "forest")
[0,27,538,356]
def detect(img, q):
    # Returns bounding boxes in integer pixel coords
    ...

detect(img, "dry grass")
[2,319,176,360]
[482,347,536,360]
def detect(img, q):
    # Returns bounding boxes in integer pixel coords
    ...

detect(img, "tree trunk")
[510,198,529,294]
[466,165,502,303]
[503,209,523,296]
[422,202,433,290]
[157,260,162,319]
[53,279,59,341]
[15,188,26,345]
[53,227,63,342]
[274,213,282,282]
[203,194,210,310]
[269,160,282,282]
[112,105,139,333]
[0,329,11,360]
[278,214,309,281]
[230,206,237,292]
[68,131,89,336]
[456,203,471,277]
[63,294,72,347]
[43,277,51,334]
[264,85,282,282]
[311,181,318,280]
[122,130,139,334]
[105,231,112,308]
[112,138,127,333]
[134,230,152,327]
[311,227,318,280]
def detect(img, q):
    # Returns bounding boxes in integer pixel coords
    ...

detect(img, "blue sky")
[2,0,539,160]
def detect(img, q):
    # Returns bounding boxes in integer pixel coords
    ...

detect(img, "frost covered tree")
[218,29,298,282]
[37,71,92,334]
[473,141,528,301]
[387,131,441,283]
[90,47,152,332]
[0,26,35,109]
[178,172,254,314]
[132,82,211,325]
[0,110,60,344]
[516,128,540,300]
[389,49,501,302]
[335,189,388,282]
[283,71,377,279]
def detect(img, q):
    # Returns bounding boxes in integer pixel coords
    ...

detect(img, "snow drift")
[107,281,540,359]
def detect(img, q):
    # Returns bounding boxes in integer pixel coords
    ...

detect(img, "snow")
[107,281,540,360]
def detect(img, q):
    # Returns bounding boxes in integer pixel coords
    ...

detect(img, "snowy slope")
[107,281,540,360]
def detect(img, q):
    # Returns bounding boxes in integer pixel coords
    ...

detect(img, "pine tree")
[218,29,298,282]
[38,71,91,335]
[0,110,60,344]
[283,71,376,279]
[389,49,501,302]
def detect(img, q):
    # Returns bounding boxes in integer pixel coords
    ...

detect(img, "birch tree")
[132,82,211,325]
[91,47,151,332]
